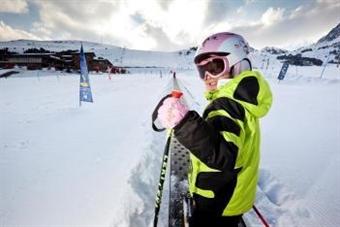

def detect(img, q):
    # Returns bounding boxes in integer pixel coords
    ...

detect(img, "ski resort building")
[0,48,125,73]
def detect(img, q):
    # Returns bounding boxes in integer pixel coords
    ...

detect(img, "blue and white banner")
[79,44,93,103]
[278,62,289,81]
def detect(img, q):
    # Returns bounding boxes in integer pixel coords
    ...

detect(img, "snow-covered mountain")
[255,22,340,67]
[0,22,339,70]
[318,23,340,44]
[291,22,340,64]
[0,39,194,70]
[260,47,288,55]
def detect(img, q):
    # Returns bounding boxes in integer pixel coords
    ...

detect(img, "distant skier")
[158,32,273,227]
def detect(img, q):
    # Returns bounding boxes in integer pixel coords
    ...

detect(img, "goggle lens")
[196,57,228,79]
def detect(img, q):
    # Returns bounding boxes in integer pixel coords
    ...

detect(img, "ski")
[168,136,190,227]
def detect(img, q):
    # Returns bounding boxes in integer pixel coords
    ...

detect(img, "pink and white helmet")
[194,32,251,71]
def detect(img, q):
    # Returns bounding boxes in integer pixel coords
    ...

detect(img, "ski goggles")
[195,56,230,79]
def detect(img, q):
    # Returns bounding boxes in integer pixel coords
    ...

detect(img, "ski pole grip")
[152,94,171,132]
[151,90,183,132]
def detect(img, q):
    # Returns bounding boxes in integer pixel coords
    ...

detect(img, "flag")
[79,44,93,103]
[278,62,289,81]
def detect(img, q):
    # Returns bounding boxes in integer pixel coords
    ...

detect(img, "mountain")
[1,22,339,70]
[275,22,340,66]
[0,39,194,70]
[317,23,340,44]
[260,47,288,55]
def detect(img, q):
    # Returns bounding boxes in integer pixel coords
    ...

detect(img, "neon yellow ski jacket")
[174,70,272,216]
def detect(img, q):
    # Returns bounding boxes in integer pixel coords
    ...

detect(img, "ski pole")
[253,205,270,227]
[152,90,184,227]
[153,130,172,227]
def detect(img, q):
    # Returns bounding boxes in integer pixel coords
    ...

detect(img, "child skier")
[158,32,273,227]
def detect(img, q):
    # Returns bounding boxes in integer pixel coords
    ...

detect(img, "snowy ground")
[0,65,340,227]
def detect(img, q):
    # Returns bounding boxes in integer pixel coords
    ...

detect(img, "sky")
[0,0,339,51]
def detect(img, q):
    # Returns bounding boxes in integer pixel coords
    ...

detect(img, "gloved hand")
[158,97,188,128]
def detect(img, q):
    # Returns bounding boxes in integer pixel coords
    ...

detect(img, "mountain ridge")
[1,22,339,68]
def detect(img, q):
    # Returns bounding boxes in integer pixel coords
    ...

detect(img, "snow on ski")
[168,136,190,227]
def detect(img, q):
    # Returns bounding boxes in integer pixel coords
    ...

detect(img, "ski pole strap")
[253,205,270,227]
[152,94,172,132]
[153,132,172,227]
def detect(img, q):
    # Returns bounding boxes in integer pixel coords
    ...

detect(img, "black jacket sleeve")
[174,111,238,171]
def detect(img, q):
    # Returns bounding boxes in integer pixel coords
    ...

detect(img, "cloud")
[0,20,39,41]
[28,0,126,44]
[124,0,207,49]
[31,0,120,33]
[24,0,157,48]
[260,7,285,26]
[0,0,241,50]
[130,12,146,25]
[1,0,339,51]
[26,0,209,50]
[0,0,28,13]
[205,1,340,50]
[158,0,174,11]
[203,0,230,26]
[145,24,180,50]
[244,0,256,5]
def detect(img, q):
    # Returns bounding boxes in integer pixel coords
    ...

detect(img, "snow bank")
[0,72,166,226]
[111,65,340,227]
[1,64,339,227]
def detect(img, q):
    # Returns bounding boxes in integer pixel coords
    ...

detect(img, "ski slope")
[0,40,195,69]
[0,65,339,227]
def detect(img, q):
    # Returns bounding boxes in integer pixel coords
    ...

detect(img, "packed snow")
[1,61,339,227]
